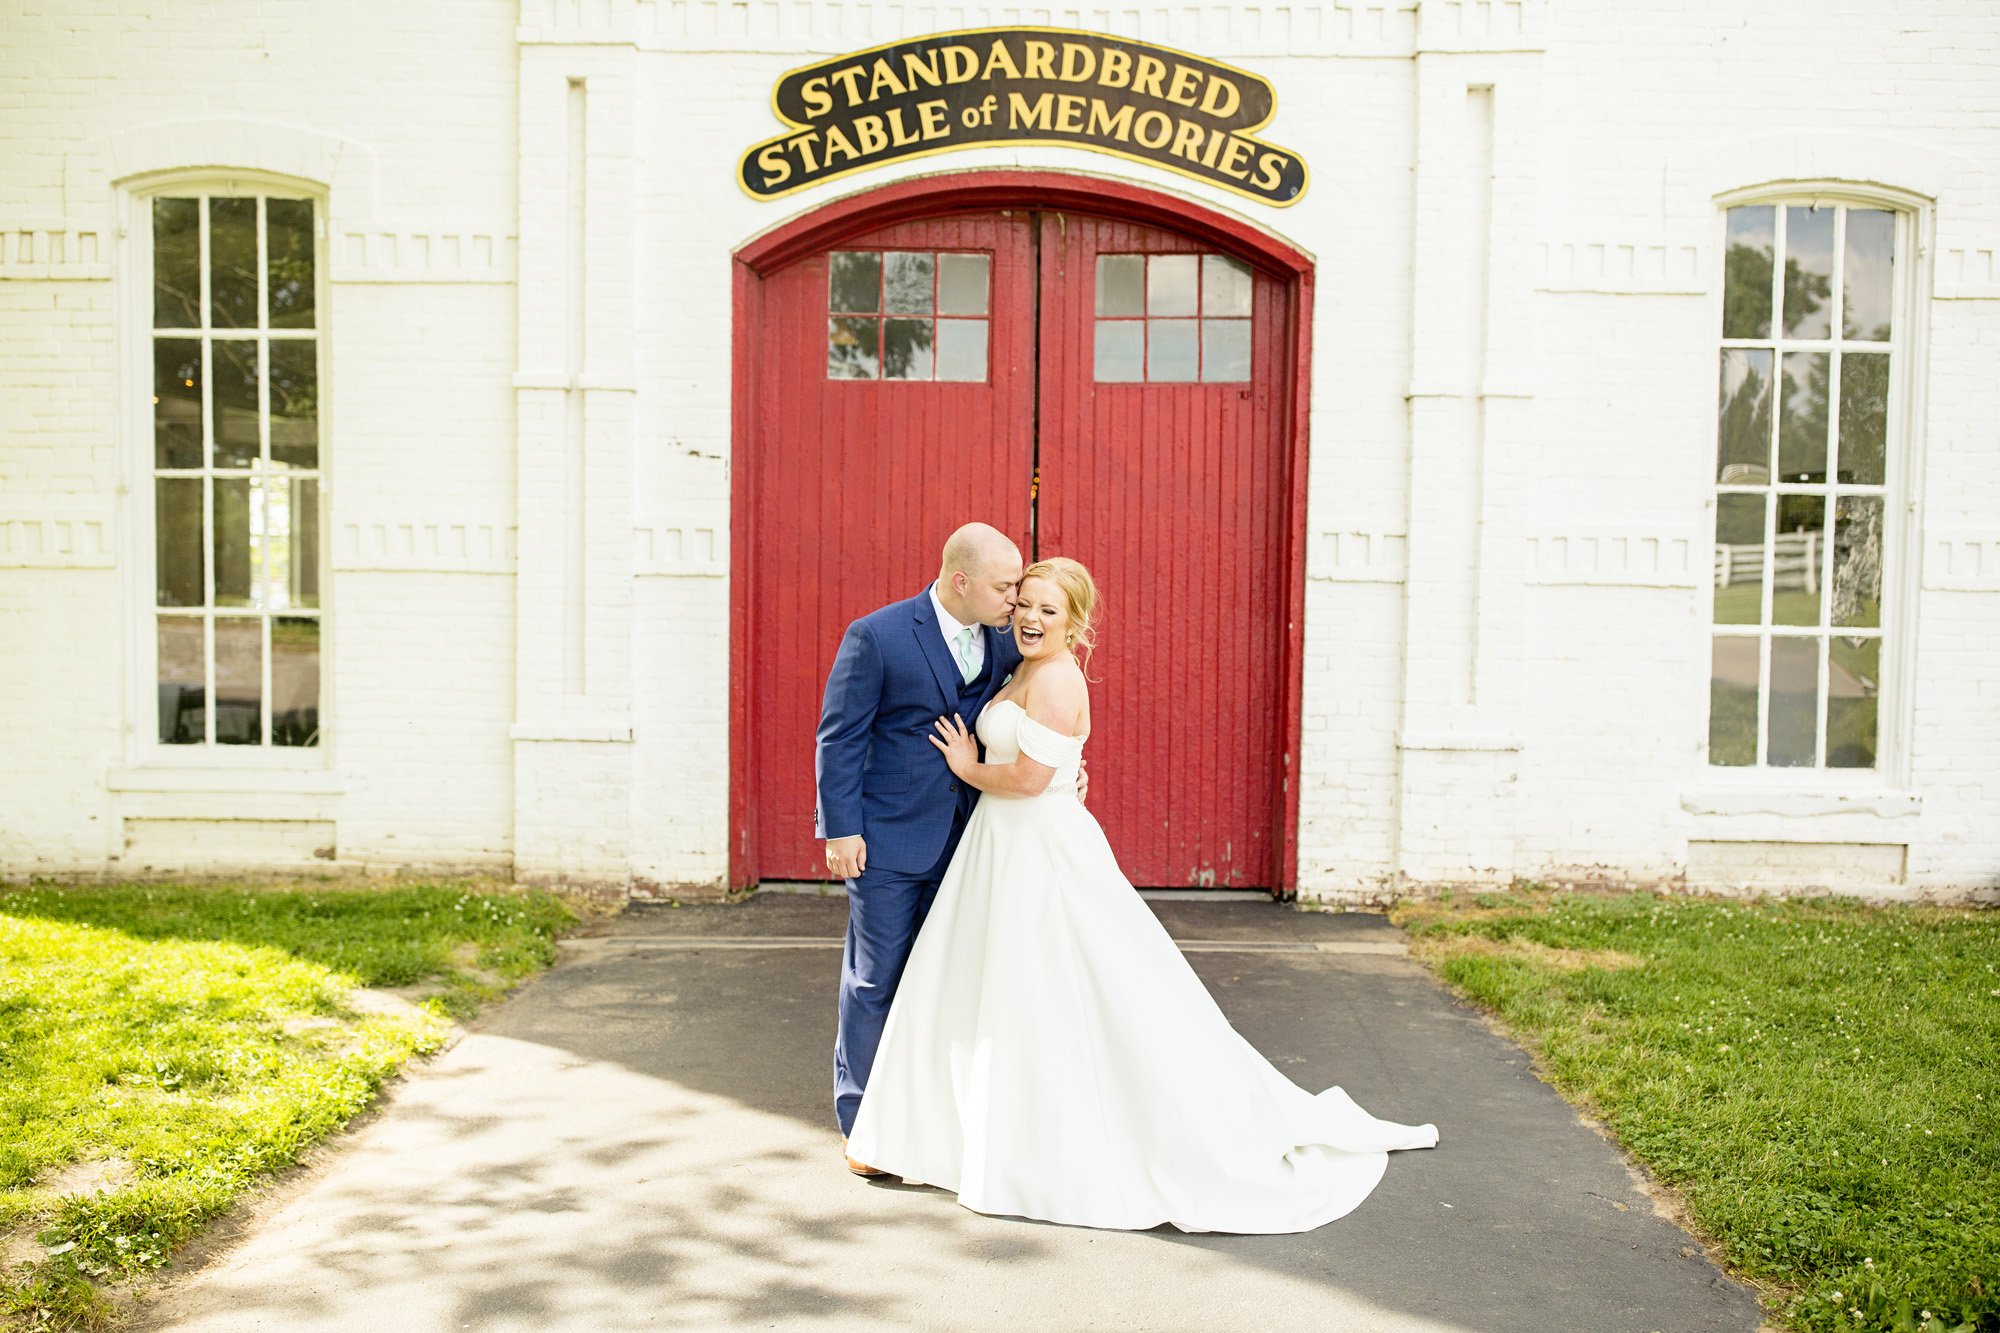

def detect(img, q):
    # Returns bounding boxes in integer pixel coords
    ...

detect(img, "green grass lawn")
[1390,887,1999,1333]
[0,879,578,1330]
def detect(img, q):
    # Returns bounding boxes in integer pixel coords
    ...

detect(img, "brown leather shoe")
[841,1138,888,1178]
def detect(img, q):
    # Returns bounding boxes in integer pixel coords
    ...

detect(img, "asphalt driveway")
[136,894,1764,1332]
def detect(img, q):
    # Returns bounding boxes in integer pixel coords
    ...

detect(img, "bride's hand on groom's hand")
[929,714,977,778]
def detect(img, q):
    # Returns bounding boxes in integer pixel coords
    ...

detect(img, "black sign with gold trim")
[740,28,1308,206]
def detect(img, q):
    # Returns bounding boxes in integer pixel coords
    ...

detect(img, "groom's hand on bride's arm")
[825,834,866,880]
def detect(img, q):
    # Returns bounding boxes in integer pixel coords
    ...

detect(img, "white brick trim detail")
[0,506,117,569]
[1923,535,2000,592]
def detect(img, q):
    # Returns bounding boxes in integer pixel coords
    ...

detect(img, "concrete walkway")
[137,896,1764,1332]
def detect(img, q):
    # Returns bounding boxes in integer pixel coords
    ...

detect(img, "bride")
[843,557,1438,1234]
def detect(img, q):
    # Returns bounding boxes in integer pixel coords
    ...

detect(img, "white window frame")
[118,171,333,773]
[1699,182,1931,790]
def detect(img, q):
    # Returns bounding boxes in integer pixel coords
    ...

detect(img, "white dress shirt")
[929,583,985,681]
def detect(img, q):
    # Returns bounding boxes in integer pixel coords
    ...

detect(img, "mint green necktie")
[953,625,977,684]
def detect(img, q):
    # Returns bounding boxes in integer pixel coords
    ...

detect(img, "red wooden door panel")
[1035,212,1289,888]
[747,212,1036,879]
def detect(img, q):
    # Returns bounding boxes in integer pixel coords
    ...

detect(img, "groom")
[816,522,1026,1174]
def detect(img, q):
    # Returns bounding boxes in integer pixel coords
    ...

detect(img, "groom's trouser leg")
[833,859,944,1136]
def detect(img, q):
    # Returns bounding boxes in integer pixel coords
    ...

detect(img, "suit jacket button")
[948,782,958,791]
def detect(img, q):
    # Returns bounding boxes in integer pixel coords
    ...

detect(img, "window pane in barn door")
[1095,255,1144,316]
[828,317,879,379]
[937,253,990,315]
[935,318,988,382]
[1146,255,1198,315]
[883,252,934,313]
[1094,321,1143,382]
[828,251,880,313]
[1202,320,1251,382]
[882,318,934,379]
[1202,255,1253,316]
[1147,319,1197,381]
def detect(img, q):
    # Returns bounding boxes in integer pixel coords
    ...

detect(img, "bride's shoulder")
[1021,658,1089,735]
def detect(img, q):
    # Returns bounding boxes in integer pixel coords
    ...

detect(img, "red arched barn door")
[733,174,1311,892]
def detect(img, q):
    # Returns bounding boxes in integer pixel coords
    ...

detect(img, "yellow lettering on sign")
[852,114,888,156]
[982,40,1022,81]
[1098,48,1131,89]
[1008,91,1054,131]
[1054,93,1087,134]
[918,99,950,138]
[1132,108,1172,149]
[1059,42,1096,82]
[1131,56,1167,99]
[1218,135,1254,180]
[1087,98,1135,141]
[1023,40,1057,80]
[867,58,907,100]
[1254,151,1286,192]
[756,143,792,186]
[800,77,833,118]
[942,45,979,82]
[901,48,943,90]
[1169,117,1205,162]
[821,122,861,165]
[1199,76,1241,119]
[1166,64,1202,107]
[827,66,866,107]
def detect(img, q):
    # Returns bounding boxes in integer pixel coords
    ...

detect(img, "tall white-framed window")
[1708,196,1914,771]
[140,185,325,754]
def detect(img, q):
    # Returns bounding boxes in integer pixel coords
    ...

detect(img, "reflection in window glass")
[1838,353,1887,485]
[1782,206,1834,339]
[155,478,204,607]
[1708,636,1759,767]
[212,339,260,469]
[1767,636,1820,767]
[1777,351,1828,483]
[1842,210,1895,341]
[272,618,321,746]
[882,318,934,380]
[269,340,318,470]
[153,198,201,329]
[825,250,987,383]
[828,317,879,379]
[883,252,934,314]
[1202,255,1253,316]
[267,197,316,330]
[1708,201,1897,770]
[157,616,205,744]
[1095,255,1145,316]
[154,338,203,469]
[1826,636,1879,769]
[208,197,259,329]
[1721,206,1774,339]
[1716,349,1772,483]
[1202,320,1251,382]
[214,616,262,745]
[1146,255,1198,316]
[828,251,881,313]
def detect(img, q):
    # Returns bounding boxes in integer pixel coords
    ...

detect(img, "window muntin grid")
[151,192,322,749]
[1709,203,1896,770]
[826,250,990,382]
[1092,253,1253,383]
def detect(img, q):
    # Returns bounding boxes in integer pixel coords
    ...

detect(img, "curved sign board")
[740,28,1308,207]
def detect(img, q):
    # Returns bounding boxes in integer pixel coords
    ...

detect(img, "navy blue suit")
[817,585,1021,1134]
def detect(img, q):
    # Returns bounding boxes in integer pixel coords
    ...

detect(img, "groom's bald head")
[938,522,1023,628]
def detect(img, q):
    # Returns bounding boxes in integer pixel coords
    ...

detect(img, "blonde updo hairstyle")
[1019,557,1099,664]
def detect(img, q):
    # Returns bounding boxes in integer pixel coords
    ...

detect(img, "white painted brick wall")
[2,0,1996,900]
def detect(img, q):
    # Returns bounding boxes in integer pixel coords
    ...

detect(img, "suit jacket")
[815,585,1023,874]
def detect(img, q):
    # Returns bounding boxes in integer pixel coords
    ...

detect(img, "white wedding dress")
[844,700,1439,1234]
